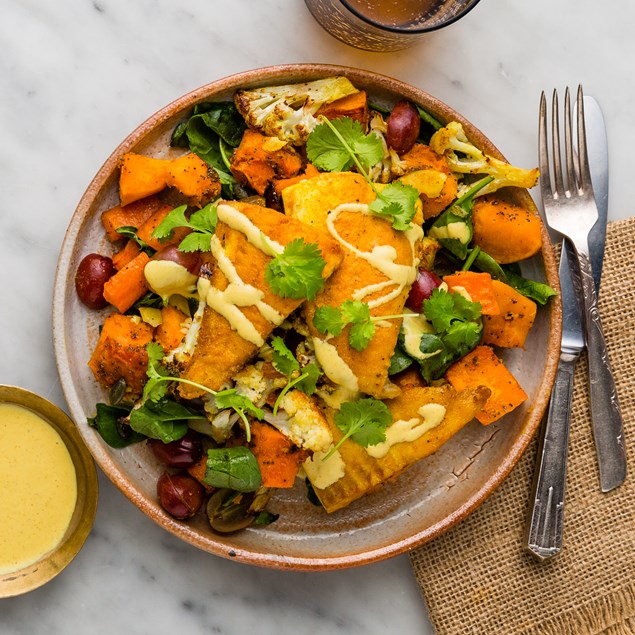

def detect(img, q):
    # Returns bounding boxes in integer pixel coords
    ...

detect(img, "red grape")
[75,253,116,310]
[386,101,421,155]
[148,430,203,468]
[152,245,201,275]
[406,268,442,311]
[156,472,204,520]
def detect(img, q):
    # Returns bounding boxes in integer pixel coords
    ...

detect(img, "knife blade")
[584,96,609,293]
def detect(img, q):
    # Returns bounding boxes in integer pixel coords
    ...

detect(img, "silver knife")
[577,96,626,492]
[526,95,613,559]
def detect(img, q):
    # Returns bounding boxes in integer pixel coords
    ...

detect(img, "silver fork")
[539,86,626,493]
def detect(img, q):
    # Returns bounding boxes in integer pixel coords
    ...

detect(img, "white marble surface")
[0,1,632,633]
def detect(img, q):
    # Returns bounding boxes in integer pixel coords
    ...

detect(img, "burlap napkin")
[411,216,635,635]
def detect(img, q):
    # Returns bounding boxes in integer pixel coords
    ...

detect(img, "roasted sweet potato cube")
[88,314,154,394]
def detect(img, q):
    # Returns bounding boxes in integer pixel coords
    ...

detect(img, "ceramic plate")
[53,64,561,570]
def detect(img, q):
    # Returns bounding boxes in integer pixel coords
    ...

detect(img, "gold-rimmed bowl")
[53,64,561,570]
[0,385,98,597]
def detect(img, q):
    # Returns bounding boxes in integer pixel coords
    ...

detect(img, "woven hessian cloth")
[410,217,635,635]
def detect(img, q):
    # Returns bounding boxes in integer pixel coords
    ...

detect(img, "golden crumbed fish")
[305,381,491,513]
[178,201,343,398]
[282,172,424,399]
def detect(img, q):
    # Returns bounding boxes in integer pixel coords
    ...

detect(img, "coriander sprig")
[313,300,417,351]
[264,238,327,301]
[306,116,419,231]
[143,342,263,441]
[323,398,392,460]
[270,336,320,415]
[152,202,218,252]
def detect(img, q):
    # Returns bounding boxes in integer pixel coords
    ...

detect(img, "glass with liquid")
[305,0,482,51]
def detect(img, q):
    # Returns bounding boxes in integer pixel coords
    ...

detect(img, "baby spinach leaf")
[171,102,246,198]
[388,342,414,376]
[88,403,146,448]
[204,447,263,493]
[129,398,203,443]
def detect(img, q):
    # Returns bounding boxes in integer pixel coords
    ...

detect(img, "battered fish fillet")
[178,201,342,398]
[306,382,491,513]
[282,172,423,398]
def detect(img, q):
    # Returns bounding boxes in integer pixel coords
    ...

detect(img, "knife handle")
[577,250,628,492]
[525,353,576,560]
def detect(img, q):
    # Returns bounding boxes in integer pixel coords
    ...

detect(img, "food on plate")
[81,76,555,533]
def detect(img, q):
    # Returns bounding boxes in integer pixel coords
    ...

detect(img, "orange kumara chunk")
[88,313,154,394]
[230,129,303,195]
[472,195,543,264]
[482,280,537,348]
[249,422,308,488]
[445,345,528,425]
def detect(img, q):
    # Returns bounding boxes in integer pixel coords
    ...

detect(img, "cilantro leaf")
[178,232,214,253]
[152,205,189,241]
[152,202,218,252]
[270,336,300,377]
[312,300,376,351]
[349,320,376,352]
[368,182,419,231]
[215,389,264,422]
[340,299,370,324]
[143,342,171,402]
[326,398,392,458]
[271,339,322,415]
[313,305,345,336]
[295,362,321,395]
[306,117,384,173]
[265,239,326,300]
[409,288,484,381]
[115,226,151,250]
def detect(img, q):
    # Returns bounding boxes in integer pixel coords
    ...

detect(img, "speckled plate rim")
[53,63,561,570]
[0,385,98,596]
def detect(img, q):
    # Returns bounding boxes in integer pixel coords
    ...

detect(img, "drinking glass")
[305,0,482,52]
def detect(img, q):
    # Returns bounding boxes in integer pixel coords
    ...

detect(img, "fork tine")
[564,88,577,193]
[551,90,565,196]
[538,92,553,199]
[575,84,594,191]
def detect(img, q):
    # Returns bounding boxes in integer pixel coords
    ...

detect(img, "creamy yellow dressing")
[325,203,422,310]
[365,403,446,459]
[186,206,288,347]
[144,260,198,300]
[312,338,359,392]
[303,445,346,489]
[401,310,440,362]
[429,220,471,244]
[216,203,284,256]
[0,404,77,574]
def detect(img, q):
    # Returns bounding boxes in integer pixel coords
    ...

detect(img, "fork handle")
[577,250,627,492]
[525,352,576,560]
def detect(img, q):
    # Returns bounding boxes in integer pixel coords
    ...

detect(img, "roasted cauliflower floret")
[430,121,539,196]
[234,77,358,145]
[266,390,333,452]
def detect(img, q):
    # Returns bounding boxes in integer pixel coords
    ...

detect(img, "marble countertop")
[1,1,632,633]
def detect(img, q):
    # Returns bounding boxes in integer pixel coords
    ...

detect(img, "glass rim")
[338,0,482,35]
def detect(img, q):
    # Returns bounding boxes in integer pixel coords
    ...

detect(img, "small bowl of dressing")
[0,385,98,597]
